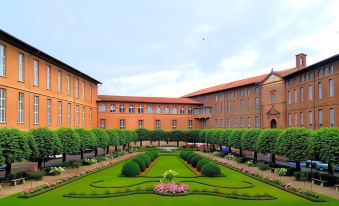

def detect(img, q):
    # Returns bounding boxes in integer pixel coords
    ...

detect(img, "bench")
[311,178,328,187]
[10,178,26,186]
[335,184,339,192]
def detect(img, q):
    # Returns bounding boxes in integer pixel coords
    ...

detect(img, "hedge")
[201,163,221,177]
[121,161,140,177]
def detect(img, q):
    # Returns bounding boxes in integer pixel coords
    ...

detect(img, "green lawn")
[0,154,338,206]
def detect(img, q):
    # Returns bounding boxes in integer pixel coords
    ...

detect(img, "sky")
[1,0,339,97]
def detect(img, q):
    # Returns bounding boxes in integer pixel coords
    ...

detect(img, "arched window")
[188,107,193,114]
[138,104,143,114]
[119,104,125,113]
[180,105,185,114]
[110,104,116,112]
[156,106,161,114]
[129,104,135,113]
[99,104,106,112]
[147,105,153,113]
[172,106,177,114]
[164,105,169,114]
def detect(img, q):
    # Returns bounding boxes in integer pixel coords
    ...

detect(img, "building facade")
[0,30,100,130]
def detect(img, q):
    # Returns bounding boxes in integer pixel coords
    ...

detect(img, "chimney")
[296,53,307,69]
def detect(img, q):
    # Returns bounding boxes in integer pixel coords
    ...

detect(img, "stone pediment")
[266,106,280,118]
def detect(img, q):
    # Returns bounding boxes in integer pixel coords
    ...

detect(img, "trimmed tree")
[229,129,246,156]
[135,128,150,147]
[256,129,282,164]
[277,128,312,172]
[0,128,31,176]
[221,129,233,153]
[241,129,262,160]
[0,147,4,165]
[105,129,120,152]
[56,128,81,162]
[31,128,61,169]
[75,128,97,159]
[91,128,109,155]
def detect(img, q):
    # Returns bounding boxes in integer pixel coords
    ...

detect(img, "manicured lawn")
[0,153,338,206]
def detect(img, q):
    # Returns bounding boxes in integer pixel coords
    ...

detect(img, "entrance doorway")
[270,119,277,128]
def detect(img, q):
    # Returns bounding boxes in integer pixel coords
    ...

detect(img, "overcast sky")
[1,0,339,97]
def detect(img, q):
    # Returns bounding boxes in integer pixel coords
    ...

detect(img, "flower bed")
[154,182,188,194]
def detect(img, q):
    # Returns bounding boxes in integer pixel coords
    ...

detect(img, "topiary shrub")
[121,161,140,177]
[132,157,147,172]
[180,151,188,159]
[145,152,155,160]
[201,163,221,177]
[191,155,203,167]
[139,154,151,166]
[183,152,194,161]
[197,159,209,171]
[187,153,198,163]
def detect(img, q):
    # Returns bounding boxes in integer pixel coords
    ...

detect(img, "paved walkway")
[0,152,141,198]
[197,152,339,200]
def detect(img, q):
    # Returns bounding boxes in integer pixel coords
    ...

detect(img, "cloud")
[220,49,259,71]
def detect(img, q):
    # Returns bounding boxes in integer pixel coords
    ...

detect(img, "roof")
[183,68,296,97]
[97,95,204,105]
[0,29,101,84]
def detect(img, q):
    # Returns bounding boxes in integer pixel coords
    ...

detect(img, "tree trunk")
[115,145,118,151]
[128,143,130,148]
[95,149,98,156]
[228,146,232,154]
[38,159,43,169]
[219,145,222,151]
[166,139,169,144]
[296,160,301,172]
[271,153,276,164]
[106,146,110,154]
[212,144,215,151]
[139,140,142,147]
[328,163,334,176]
[254,151,258,161]
[62,153,66,162]
[239,148,243,157]
[177,140,179,147]
[80,151,84,160]
[5,162,12,177]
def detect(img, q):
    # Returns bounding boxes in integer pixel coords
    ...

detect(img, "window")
[300,87,304,103]
[164,105,169,114]
[172,120,177,129]
[188,120,193,129]
[138,120,143,128]
[214,119,218,128]
[227,118,230,128]
[75,78,79,98]
[119,119,125,129]
[308,85,312,100]
[0,89,6,122]
[138,105,143,114]
[247,117,251,128]
[147,105,152,113]
[221,119,225,128]
[18,53,24,82]
[294,113,297,126]
[215,95,218,101]
[294,78,297,85]
[309,111,313,129]
[255,97,260,110]
[288,113,291,127]
[58,101,62,126]
[329,65,334,75]
[67,103,71,127]
[67,74,71,96]
[318,109,323,128]
[119,104,125,113]
[324,67,327,76]
[240,117,244,128]
[233,118,237,128]
[329,79,334,97]
[255,87,260,94]
[294,89,297,103]
[99,104,106,112]
[255,116,259,128]
[155,120,161,129]
[180,106,185,114]
[288,91,291,104]
[271,92,276,104]
[129,104,135,113]
[227,101,230,112]
[82,80,85,100]
[172,106,177,114]
[89,108,92,128]
[330,108,334,127]
[18,93,24,123]
[89,84,92,102]
[240,100,244,110]
[57,71,62,93]
[0,44,5,77]
[233,102,236,112]
[47,99,52,125]
[300,112,304,127]
[46,65,51,90]
[33,96,39,124]
[318,82,322,99]
[156,106,161,114]
[100,119,106,129]
[82,107,85,128]
[75,105,80,127]
[188,107,193,114]
[110,104,116,112]
[33,60,39,86]
[318,68,323,77]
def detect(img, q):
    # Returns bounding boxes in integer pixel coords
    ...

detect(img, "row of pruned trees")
[198,128,339,175]
[0,128,137,176]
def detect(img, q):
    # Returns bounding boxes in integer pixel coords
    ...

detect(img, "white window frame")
[110,104,116,112]
[120,119,125,129]
[18,92,24,123]
[67,103,71,127]
[300,87,304,103]
[100,104,106,112]
[318,82,322,100]
[57,101,62,126]
[57,71,62,93]
[300,112,304,127]
[147,105,152,113]
[318,109,323,128]
[89,108,92,128]
[188,119,193,129]
[329,79,334,97]
[309,111,313,129]
[33,96,39,124]
[67,74,71,96]
[172,106,177,114]
[330,108,334,128]
[180,106,185,114]
[247,117,251,128]
[75,78,79,98]
[0,44,6,77]
[33,60,39,86]
[47,99,52,125]
[46,65,51,90]
[0,89,5,122]
[18,53,24,82]
[172,120,177,129]
[75,105,80,127]
[138,119,143,128]
[138,104,143,114]
[82,80,85,100]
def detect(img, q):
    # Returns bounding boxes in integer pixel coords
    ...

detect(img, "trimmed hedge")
[196,159,209,171]
[139,154,152,166]
[132,157,146,172]
[121,161,140,177]
[191,155,203,167]
[201,163,221,177]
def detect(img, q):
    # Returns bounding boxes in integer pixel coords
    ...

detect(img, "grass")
[0,154,338,206]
